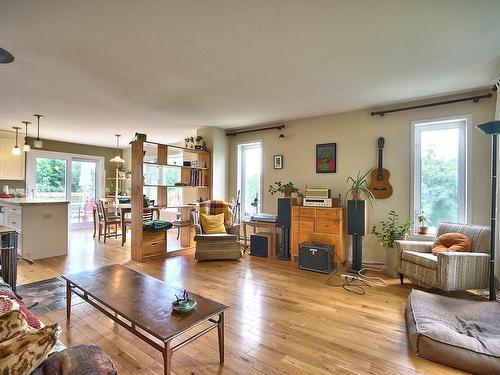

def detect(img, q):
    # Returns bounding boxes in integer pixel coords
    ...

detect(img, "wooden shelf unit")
[131,140,211,262]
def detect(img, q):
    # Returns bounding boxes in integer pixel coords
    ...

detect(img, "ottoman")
[406,289,500,374]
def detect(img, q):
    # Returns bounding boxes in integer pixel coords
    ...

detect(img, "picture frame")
[273,154,283,169]
[316,143,336,173]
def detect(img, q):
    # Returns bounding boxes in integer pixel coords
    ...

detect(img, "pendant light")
[33,114,43,149]
[22,121,31,152]
[11,127,21,155]
[110,134,125,163]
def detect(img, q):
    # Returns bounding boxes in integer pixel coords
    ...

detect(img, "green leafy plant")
[268,181,299,196]
[416,211,431,226]
[371,210,412,248]
[345,169,376,206]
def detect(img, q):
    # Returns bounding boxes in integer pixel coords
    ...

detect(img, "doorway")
[26,150,104,229]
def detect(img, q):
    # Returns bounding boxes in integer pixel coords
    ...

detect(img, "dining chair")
[97,200,121,243]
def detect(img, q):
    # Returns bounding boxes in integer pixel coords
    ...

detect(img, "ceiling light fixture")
[0,48,14,64]
[11,127,21,156]
[33,114,43,149]
[22,121,31,152]
[110,135,126,163]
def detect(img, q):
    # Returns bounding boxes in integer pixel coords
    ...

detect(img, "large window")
[237,141,262,217]
[411,116,469,235]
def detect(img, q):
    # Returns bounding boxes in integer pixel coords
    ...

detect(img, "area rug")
[16,277,84,316]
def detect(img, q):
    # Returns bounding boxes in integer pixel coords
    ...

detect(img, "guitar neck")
[377,148,383,179]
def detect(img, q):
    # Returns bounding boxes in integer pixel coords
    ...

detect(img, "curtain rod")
[370,93,493,117]
[226,124,284,136]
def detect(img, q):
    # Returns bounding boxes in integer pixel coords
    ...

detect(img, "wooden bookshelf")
[131,139,211,262]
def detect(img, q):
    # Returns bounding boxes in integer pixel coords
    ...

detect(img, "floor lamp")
[477,120,500,301]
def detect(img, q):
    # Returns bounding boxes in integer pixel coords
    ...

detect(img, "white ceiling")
[1,0,499,148]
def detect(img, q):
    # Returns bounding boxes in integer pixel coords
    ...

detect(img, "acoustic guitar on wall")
[368,137,393,199]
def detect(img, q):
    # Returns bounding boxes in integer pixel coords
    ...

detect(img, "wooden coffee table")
[62,264,228,375]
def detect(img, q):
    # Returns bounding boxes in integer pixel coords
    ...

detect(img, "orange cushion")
[432,232,472,255]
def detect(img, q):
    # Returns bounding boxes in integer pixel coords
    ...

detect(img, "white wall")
[197,127,229,201]
[228,90,497,263]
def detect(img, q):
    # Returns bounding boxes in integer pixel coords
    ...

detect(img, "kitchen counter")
[0,200,68,260]
[0,198,69,206]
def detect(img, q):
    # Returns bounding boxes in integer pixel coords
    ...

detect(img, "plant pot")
[418,226,428,235]
[283,188,292,197]
[351,189,364,200]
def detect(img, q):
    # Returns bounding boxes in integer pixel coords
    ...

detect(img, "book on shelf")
[189,169,204,187]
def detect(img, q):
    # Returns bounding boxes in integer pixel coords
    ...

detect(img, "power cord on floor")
[326,265,388,295]
[357,267,388,287]
[326,272,370,295]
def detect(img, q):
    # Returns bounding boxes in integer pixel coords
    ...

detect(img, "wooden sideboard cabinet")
[291,206,347,264]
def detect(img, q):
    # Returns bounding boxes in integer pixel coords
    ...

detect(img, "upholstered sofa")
[395,222,490,291]
[0,277,116,374]
[192,200,242,261]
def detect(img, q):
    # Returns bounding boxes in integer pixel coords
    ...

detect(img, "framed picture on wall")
[273,154,283,169]
[316,143,336,173]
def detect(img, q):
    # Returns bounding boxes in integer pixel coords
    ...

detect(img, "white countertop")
[0,198,70,206]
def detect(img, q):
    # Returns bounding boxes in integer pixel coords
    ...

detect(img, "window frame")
[410,114,472,238]
[237,140,263,217]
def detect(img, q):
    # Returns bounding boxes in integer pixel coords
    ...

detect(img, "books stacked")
[190,169,204,186]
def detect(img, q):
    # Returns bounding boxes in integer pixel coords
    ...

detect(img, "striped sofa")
[395,223,490,291]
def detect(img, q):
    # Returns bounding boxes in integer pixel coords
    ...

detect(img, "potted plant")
[416,211,431,235]
[194,135,207,150]
[371,210,412,277]
[345,170,376,206]
[268,181,299,197]
[184,136,195,149]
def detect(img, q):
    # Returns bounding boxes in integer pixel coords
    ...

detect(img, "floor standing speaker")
[347,200,366,272]
[277,198,291,260]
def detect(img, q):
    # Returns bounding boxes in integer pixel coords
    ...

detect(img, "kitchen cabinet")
[0,133,25,180]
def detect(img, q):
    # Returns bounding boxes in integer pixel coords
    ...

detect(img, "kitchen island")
[0,198,69,261]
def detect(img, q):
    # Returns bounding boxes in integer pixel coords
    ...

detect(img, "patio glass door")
[27,150,104,230]
[70,159,97,227]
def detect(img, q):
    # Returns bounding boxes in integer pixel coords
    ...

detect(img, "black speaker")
[347,200,366,235]
[250,234,269,258]
[298,242,334,274]
[277,198,291,228]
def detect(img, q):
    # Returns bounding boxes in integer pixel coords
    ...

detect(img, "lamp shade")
[110,155,126,164]
[477,121,500,135]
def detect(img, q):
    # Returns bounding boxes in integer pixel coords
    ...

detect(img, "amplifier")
[298,242,334,274]
[303,198,333,207]
[305,186,331,198]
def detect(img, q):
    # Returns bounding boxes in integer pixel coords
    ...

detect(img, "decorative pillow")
[200,213,226,234]
[0,323,60,375]
[432,232,472,255]
[0,291,41,329]
[0,310,29,343]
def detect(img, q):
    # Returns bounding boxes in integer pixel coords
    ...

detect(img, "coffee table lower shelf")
[64,280,225,375]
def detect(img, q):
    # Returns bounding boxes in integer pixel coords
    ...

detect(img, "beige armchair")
[192,200,242,261]
[395,222,490,291]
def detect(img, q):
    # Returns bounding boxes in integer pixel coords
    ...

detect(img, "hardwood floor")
[17,229,466,374]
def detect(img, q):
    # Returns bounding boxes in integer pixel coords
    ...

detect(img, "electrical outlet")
[341,274,358,282]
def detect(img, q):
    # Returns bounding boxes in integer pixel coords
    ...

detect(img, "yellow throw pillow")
[200,213,226,234]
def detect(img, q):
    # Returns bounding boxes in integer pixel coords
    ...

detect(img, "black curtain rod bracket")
[226,124,285,136]
[371,93,492,117]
